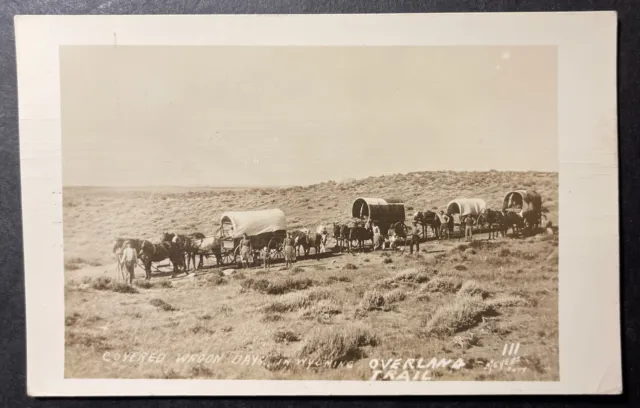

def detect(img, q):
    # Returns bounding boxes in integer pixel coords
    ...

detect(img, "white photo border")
[15,12,620,396]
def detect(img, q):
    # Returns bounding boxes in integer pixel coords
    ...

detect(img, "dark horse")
[412,211,441,240]
[503,210,527,237]
[478,209,507,239]
[349,221,373,253]
[291,229,309,258]
[138,239,186,280]
[436,214,454,240]
[332,223,351,252]
[293,230,323,259]
[161,232,218,271]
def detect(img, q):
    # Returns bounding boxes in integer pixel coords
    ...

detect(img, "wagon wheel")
[251,249,261,267]
[269,243,285,263]
[221,249,236,266]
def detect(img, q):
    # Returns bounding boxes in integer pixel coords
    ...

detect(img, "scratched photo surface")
[61,45,559,381]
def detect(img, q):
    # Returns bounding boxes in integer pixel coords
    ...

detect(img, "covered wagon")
[502,190,545,228]
[446,198,487,218]
[351,197,405,225]
[350,197,406,241]
[219,209,287,265]
[445,198,488,235]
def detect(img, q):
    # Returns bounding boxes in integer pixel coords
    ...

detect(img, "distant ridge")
[64,170,557,192]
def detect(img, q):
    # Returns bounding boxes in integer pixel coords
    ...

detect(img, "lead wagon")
[218,209,287,266]
[502,190,545,228]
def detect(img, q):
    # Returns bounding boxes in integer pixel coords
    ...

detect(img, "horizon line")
[62,169,558,190]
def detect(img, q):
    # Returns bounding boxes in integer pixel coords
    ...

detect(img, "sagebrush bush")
[149,298,176,311]
[263,289,332,313]
[374,268,430,290]
[421,295,495,336]
[457,280,491,299]
[244,278,313,294]
[134,280,154,289]
[207,275,228,286]
[300,325,378,362]
[423,277,462,293]
[110,282,139,294]
[273,330,300,343]
[359,289,385,311]
[485,295,530,308]
[326,276,351,284]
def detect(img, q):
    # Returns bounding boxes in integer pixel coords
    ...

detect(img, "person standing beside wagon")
[238,233,252,269]
[438,210,450,239]
[120,240,137,284]
[372,222,382,250]
[283,232,296,269]
[261,245,271,271]
[464,214,475,241]
[407,227,420,255]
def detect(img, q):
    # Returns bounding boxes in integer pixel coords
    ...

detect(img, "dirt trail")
[66,231,497,283]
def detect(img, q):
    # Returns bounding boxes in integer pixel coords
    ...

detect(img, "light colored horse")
[316,225,329,252]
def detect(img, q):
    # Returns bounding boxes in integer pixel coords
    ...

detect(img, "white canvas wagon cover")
[350,197,405,222]
[446,198,487,216]
[220,209,286,239]
[503,190,542,213]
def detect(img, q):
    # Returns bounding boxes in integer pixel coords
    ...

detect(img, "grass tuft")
[300,325,378,362]
[273,330,300,343]
[420,295,495,337]
[149,298,177,311]
[422,277,462,293]
[457,280,491,299]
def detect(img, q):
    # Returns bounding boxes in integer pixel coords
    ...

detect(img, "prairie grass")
[63,171,558,381]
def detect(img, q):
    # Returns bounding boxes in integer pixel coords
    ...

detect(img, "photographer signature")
[484,342,528,373]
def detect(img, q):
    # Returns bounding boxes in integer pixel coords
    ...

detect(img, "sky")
[60,46,557,187]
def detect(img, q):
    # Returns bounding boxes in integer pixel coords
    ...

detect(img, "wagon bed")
[219,209,287,266]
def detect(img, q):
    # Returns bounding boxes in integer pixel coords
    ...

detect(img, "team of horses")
[112,206,548,281]
[113,227,333,280]
[412,208,546,241]
[331,220,408,253]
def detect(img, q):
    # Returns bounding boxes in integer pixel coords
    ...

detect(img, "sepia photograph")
[16,12,620,396]
[60,45,559,381]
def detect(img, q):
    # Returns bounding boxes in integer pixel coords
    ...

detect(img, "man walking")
[120,240,137,284]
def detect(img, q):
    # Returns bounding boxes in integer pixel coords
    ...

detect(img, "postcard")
[15,11,620,396]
